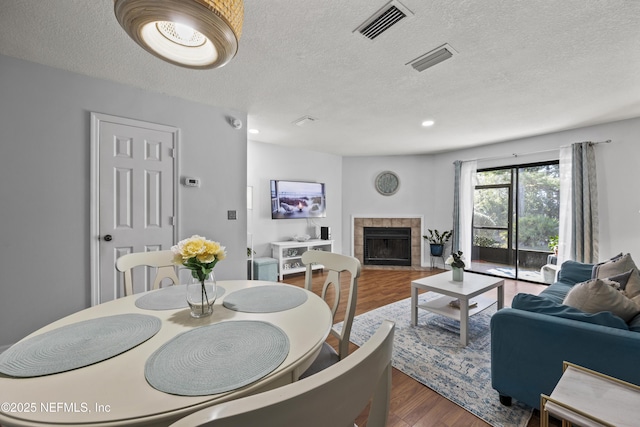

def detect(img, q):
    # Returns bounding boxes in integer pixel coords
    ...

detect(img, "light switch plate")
[227,210,237,220]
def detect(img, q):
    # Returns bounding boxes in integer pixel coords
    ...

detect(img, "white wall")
[247,140,342,258]
[0,55,247,348]
[343,117,640,263]
[340,155,437,258]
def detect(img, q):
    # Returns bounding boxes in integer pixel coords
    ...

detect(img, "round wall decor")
[375,171,400,196]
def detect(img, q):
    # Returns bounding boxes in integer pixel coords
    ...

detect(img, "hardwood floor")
[283,267,559,427]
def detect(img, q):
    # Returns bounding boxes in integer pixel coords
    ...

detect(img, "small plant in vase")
[172,235,226,318]
[446,250,465,282]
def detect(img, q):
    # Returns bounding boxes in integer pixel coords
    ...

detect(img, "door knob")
[103,235,113,242]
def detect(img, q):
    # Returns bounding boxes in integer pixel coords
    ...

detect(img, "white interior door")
[91,113,178,305]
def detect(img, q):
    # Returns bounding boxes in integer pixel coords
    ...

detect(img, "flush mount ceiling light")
[114,0,244,69]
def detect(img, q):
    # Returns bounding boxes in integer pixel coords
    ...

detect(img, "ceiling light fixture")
[114,0,244,70]
[248,129,260,134]
[422,120,435,127]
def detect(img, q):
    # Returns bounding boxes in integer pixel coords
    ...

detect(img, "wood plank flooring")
[283,267,560,427]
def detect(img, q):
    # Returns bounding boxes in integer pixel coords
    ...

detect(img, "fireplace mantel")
[351,215,425,269]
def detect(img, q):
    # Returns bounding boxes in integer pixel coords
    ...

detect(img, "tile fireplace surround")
[352,216,424,269]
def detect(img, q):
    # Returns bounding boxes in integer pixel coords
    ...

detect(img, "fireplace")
[363,227,412,266]
[353,216,423,269]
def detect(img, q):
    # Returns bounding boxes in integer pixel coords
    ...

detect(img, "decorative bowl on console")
[293,234,311,242]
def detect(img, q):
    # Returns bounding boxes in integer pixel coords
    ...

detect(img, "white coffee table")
[411,271,504,346]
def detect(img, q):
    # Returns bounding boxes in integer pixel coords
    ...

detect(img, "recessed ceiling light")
[248,129,260,134]
[422,120,435,127]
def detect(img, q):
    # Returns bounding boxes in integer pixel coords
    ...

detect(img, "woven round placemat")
[135,284,226,310]
[145,320,289,396]
[222,285,308,313]
[0,313,161,377]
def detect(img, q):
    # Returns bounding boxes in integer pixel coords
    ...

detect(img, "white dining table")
[0,280,332,427]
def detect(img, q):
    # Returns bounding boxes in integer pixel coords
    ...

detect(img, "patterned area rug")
[337,294,532,427]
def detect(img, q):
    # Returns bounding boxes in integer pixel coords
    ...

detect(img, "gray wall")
[247,140,343,258]
[0,55,247,348]
[342,117,640,262]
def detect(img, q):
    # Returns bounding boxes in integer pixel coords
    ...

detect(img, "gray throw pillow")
[606,269,634,290]
[592,253,640,299]
[591,253,623,278]
[563,278,640,322]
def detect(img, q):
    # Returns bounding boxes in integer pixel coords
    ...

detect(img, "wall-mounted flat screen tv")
[271,180,326,219]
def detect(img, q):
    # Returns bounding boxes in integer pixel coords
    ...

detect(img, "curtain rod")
[459,139,612,164]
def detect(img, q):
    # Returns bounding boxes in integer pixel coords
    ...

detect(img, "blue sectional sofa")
[490,260,640,409]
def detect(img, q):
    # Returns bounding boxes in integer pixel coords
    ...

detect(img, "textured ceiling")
[1,0,639,156]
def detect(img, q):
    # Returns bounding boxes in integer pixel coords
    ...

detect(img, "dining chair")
[298,250,361,378]
[115,250,180,296]
[169,320,395,427]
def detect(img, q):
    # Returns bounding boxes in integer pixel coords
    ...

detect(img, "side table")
[541,361,640,427]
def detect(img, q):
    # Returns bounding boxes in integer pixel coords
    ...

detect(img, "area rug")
[336,294,532,427]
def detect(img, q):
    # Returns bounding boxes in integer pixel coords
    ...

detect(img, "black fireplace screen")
[363,227,411,266]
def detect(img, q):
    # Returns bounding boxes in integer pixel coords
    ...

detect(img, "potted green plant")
[423,229,452,257]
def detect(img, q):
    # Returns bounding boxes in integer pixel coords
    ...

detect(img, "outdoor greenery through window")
[472,162,559,283]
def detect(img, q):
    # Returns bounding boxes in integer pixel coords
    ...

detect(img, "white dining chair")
[298,250,361,378]
[115,250,180,296]
[169,320,395,427]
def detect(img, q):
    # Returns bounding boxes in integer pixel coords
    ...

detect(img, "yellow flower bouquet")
[171,235,226,282]
[172,235,226,317]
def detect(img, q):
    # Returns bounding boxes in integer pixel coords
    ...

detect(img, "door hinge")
[169,216,176,226]
[169,147,176,158]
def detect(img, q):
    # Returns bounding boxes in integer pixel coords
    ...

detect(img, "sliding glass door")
[471,162,559,283]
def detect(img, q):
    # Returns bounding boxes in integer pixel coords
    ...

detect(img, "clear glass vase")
[452,267,464,282]
[186,271,216,318]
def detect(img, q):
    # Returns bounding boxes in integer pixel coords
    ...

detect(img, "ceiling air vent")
[407,44,457,72]
[354,1,414,40]
[292,115,317,127]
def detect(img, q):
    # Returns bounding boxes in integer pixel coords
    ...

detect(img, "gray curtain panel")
[571,142,599,263]
[452,160,462,253]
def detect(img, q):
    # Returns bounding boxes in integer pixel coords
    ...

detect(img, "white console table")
[271,240,333,281]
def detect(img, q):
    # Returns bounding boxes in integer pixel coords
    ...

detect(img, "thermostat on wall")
[184,177,201,187]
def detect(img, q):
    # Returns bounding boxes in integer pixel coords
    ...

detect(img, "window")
[471,162,559,283]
